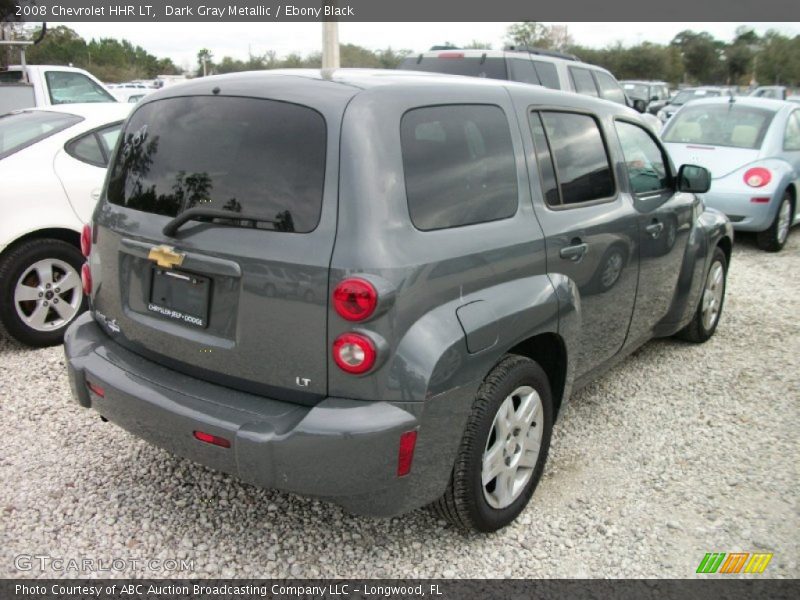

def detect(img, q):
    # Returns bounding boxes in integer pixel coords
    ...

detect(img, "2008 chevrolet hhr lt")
[65,69,732,532]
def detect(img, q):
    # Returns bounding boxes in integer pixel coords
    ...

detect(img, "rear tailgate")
[90,85,349,405]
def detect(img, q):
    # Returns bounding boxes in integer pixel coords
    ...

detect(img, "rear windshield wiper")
[163,208,278,237]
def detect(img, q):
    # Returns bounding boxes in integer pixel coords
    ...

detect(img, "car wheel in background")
[757,192,792,252]
[0,239,87,347]
[431,355,553,532]
[675,246,727,343]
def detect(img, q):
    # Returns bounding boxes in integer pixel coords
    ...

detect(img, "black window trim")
[613,116,675,198]
[528,106,619,211]
[65,120,124,168]
[400,102,521,232]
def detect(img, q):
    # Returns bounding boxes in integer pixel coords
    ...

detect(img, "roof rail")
[503,45,579,62]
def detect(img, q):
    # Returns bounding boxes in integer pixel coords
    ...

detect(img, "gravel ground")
[1,233,797,579]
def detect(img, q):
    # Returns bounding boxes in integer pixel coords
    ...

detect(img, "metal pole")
[322,20,340,69]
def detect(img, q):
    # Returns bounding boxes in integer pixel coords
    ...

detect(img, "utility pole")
[321,9,340,69]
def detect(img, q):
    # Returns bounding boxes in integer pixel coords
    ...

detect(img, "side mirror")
[677,164,711,193]
[633,98,647,113]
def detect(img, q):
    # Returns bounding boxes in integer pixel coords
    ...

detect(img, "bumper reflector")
[397,430,418,477]
[193,430,231,448]
[750,197,770,204]
[86,380,105,397]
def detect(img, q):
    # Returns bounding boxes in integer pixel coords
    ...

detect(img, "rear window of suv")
[400,56,508,80]
[106,96,327,233]
[400,104,518,230]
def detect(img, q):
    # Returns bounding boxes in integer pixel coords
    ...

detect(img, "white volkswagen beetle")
[0,103,132,346]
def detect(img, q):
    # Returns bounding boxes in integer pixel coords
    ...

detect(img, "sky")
[52,22,800,71]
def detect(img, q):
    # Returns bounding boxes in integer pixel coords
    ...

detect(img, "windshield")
[623,83,649,100]
[663,104,775,149]
[671,89,720,106]
[106,96,327,233]
[45,71,117,104]
[0,110,82,160]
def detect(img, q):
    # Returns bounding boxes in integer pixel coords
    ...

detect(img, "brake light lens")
[81,263,92,296]
[332,278,378,322]
[332,332,376,374]
[80,224,92,257]
[193,430,231,448]
[397,430,418,477]
[743,167,771,188]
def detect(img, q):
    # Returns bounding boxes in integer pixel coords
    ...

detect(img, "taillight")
[332,278,378,322]
[193,430,231,448]
[743,167,771,188]
[80,224,92,257]
[81,263,92,296]
[332,332,376,374]
[86,380,105,397]
[397,430,418,477]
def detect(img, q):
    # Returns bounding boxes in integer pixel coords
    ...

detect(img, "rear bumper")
[64,313,467,517]
[701,189,778,232]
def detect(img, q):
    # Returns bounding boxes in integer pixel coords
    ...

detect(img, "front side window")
[569,67,599,97]
[45,71,116,104]
[537,111,615,206]
[533,61,560,89]
[663,104,775,149]
[0,110,82,160]
[784,111,800,151]
[107,96,327,233]
[615,121,671,194]
[401,104,518,230]
[594,71,627,105]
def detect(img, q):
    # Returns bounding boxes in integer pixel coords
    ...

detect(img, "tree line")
[2,22,798,87]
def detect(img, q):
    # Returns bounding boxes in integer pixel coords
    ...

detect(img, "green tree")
[506,22,550,49]
[671,30,726,83]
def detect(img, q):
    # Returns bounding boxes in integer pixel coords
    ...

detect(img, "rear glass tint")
[533,61,560,89]
[107,97,327,233]
[0,110,82,160]
[400,104,518,230]
[400,56,508,80]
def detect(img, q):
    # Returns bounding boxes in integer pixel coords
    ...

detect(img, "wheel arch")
[507,332,569,419]
[1,227,81,262]
[716,234,732,267]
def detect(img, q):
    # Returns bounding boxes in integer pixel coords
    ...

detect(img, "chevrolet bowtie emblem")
[147,245,185,269]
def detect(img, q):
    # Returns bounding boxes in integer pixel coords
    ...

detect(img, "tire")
[0,239,87,347]
[675,246,727,343]
[431,355,553,532]
[757,192,793,252]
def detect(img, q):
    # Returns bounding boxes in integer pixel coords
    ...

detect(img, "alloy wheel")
[13,259,82,332]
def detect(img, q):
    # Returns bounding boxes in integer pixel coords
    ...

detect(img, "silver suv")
[400,45,631,107]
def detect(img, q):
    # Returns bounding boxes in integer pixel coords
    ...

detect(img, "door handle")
[559,242,588,261]
[645,221,664,238]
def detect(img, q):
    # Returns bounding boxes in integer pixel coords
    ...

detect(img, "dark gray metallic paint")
[65,71,732,517]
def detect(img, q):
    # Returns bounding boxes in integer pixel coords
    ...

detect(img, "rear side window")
[66,123,122,167]
[400,56,508,80]
[569,67,599,97]
[401,104,518,230]
[533,61,560,90]
[537,111,615,206]
[0,110,82,160]
[45,71,116,104]
[785,112,800,151]
[594,71,627,105]
[107,97,327,233]
[507,58,540,85]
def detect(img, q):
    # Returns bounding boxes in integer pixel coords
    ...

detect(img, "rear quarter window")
[400,104,518,230]
[400,56,508,80]
[106,96,327,233]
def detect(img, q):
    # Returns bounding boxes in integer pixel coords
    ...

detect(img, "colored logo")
[696,552,773,574]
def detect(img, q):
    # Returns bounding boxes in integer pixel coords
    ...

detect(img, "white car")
[0,103,132,346]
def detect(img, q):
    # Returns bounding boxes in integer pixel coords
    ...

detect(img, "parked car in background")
[65,69,731,533]
[662,96,799,251]
[0,103,132,345]
[0,65,117,114]
[656,86,736,123]
[621,80,670,114]
[109,86,154,103]
[749,86,787,100]
[787,95,800,105]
